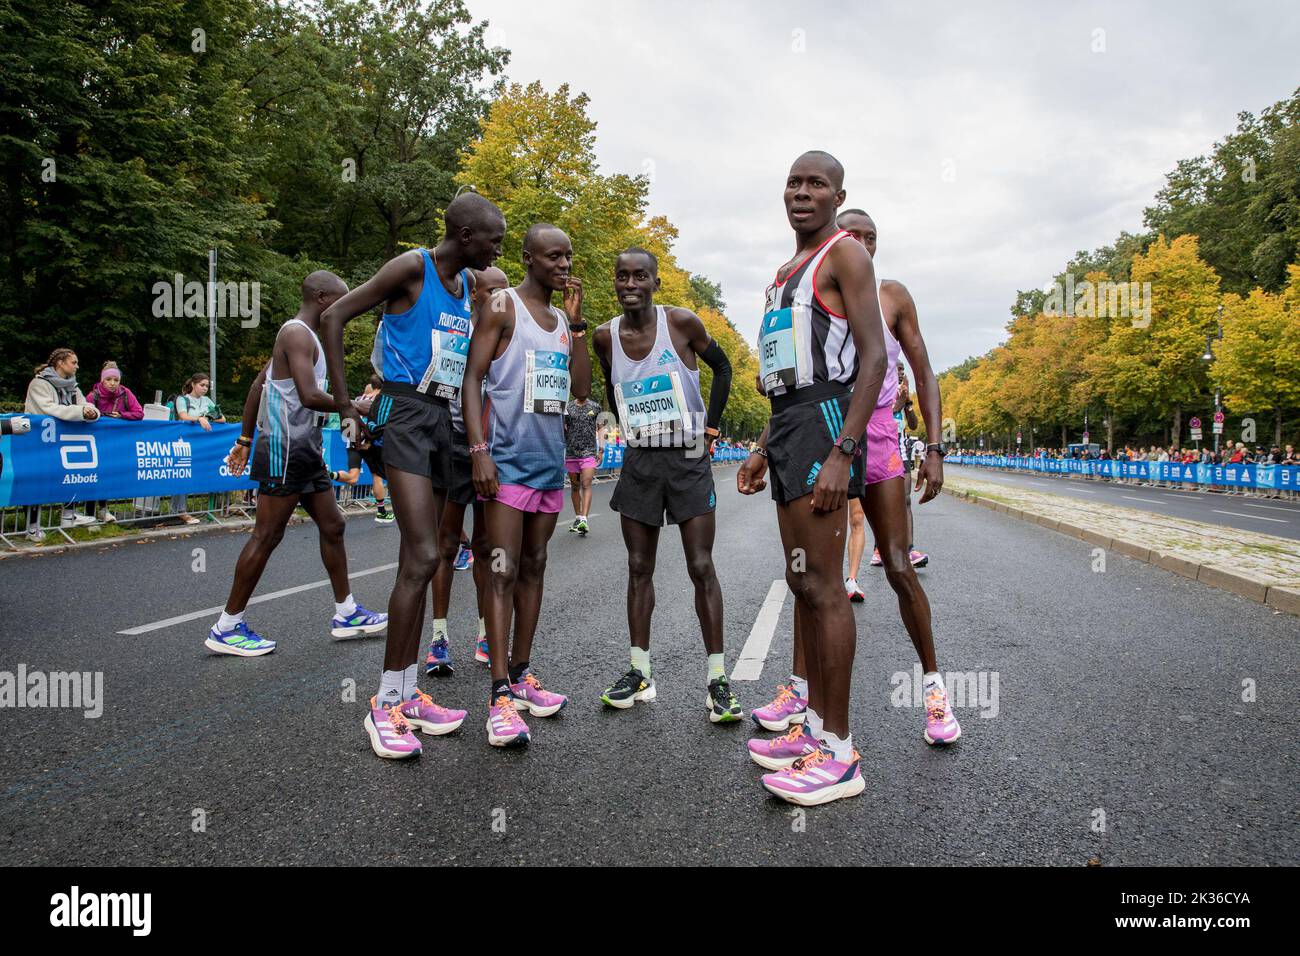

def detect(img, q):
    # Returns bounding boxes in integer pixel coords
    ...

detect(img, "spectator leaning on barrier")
[170,373,226,524]
[24,348,100,539]
[86,362,144,420]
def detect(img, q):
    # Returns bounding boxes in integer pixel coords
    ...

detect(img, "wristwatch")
[568,321,589,333]
[834,436,859,457]
[926,442,946,457]
[236,436,252,448]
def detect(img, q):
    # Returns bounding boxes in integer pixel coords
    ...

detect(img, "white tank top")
[255,318,327,482]
[609,306,706,447]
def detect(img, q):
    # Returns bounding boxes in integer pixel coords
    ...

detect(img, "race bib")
[417,329,470,400]
[524,349,569,414]
[759,307,799,393]
[616,371,686,441]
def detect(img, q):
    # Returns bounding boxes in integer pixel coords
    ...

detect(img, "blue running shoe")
[475,637,490,664]
[330,604,388,638]
[453,544,473,571]
[425,636,454,676]
[205,621,276,657]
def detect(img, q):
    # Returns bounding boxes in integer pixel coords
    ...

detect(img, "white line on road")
[1121,495,1166,504]
[117,562,399,635]
[731,579,788,682]
[1239,502,1299,514]
[1211,510,1287,524]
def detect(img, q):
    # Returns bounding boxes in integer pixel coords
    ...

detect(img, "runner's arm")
[280,325,336,413]
[592,323,621,430]
[238,366,266,440]
[890,280,943,502]
[674,307,731,433]
[462,290,511,450]
[564,278,592,402]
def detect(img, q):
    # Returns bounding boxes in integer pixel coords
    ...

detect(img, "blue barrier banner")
[0,415,363,507]
[948,454,1300,491]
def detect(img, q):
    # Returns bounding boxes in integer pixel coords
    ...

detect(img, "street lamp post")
[1203,304,1224,456]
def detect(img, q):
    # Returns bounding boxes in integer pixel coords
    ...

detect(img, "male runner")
[461,224,593,748]
[748,208,959,764]
[735,152,888,806]
[320,192,505,759]
[867,366,922,568]
[592,247,740,720]
[426,265,508,675]
[209,272,388,657]
[563,394,603,535]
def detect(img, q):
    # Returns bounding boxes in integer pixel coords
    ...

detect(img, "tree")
[1214,267,1300,446]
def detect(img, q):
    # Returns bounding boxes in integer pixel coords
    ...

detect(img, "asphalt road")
[948,463,1300,540]
[1,465,1297,866]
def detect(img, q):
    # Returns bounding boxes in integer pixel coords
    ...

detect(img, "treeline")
[938,89,1300,451]
[0,1,767,436]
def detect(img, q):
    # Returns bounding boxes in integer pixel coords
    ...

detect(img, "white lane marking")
[118,562,399,635]
[1121,495,1166,504]
[1075,489,1097,494]
[731,580,789,682]
[1239,502,1298,513]
[1211,510,1287,524]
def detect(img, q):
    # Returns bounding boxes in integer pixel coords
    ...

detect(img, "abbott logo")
[59,434,98,470]
[50,886,151,936]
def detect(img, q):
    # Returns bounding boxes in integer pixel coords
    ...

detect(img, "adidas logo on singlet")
[657,348,676,366]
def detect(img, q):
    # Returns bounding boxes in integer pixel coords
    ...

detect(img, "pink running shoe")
[751,683,808,732]
[475,637,490,664]
[747,722,821,771]
[486,694,530,747]
[510,671,568,717]
[399,689,467,736]
[869,548,882,567]
[924,683,961,745]
[909,549,929,568]
[761,747,865,806]
[364,697,422,759]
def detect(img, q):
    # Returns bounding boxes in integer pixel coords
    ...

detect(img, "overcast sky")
[466,0,1299,372]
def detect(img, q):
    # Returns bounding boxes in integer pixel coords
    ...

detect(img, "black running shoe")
[601,668,655,709]
[706,676,743,723]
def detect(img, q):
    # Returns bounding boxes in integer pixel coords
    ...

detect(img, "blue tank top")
[378,249,472,400]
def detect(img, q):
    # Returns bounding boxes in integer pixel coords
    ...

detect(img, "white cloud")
[467,0,1299,370]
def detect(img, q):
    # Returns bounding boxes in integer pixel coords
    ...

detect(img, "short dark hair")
[368,373,383,390]
[524,222,563,253]
[446,191,504,234]
[617,247,658,275]
[838,208,871,221]
[799,150,844,189]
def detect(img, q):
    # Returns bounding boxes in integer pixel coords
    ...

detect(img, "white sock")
[377,670,403,708]
[631,646,651,678]
[821,729,854,763]
[216,609,245,632]
[578,514,587,521]
[335,593,357,617]
[707,653,727,683]
[401,663,419,701]
[432,618,449,641]
[791,675,808,698]
[923,671,945,694]
[845,577,858,588]
[806,707,824,741]
[478,617,486,638]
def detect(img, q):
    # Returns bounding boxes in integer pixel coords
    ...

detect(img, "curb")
[945,486,1298,618]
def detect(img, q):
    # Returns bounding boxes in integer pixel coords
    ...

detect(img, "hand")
[737,451,768,495]
[562,277,583,323]
[198,415,212,432]
[915,451,944,503]
[810,452,850,513]
[226,443,250,475]
[892,378,909,413]
[82,405,99,421]
[471,449,499,499]
[339,403,372,449]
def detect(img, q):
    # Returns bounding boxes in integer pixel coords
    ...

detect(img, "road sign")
[1082,431,1090,442]
[1212,422,1223,434]
[1213,411,1225,424]
[1189,417,1201,428]
[1191,427,1202,440]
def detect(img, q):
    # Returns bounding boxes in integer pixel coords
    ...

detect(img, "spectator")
[86,362,144,420]
[170,373,225,524]
[23,348,100,540]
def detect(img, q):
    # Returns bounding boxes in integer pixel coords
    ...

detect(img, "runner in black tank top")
[592,247,740,722]
[735,151,889,807]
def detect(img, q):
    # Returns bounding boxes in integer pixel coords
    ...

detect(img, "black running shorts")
[380,387,452,490]
[446,430,476,507]
[611,445,716,527]
[258,468,333,498]
[766,385,864,505]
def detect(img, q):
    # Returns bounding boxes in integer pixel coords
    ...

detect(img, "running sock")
[806,707,824,741]
[377,670,404,708]
[508,660,530,684]
[707,653,727,683]
[432,618,449,642]
[790,675,808,699]
[216,609,245,632]
[400,663,418,701]
[477,617,486,638]
[821,729,855,763]
[924,671,946,694]
[335,594,357,618]
[631,646,651,678]
[491,677,512,702]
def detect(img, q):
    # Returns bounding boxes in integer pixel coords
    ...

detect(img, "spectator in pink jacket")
[86,362,144,420]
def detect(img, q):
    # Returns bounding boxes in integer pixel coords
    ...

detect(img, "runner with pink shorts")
[460,223,594,749]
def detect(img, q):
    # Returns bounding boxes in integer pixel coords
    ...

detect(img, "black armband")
[700,340,732,431]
